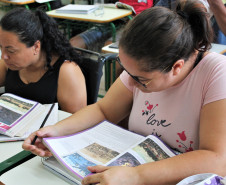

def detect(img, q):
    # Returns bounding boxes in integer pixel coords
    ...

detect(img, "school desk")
[46,7,132,41]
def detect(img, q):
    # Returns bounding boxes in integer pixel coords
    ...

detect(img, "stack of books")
[55,4,98,14]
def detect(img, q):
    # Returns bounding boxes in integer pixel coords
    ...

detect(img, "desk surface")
[47,7,132,23]
[211,43,226,54]
[102,43,119,53]
[0,0,35,5]
[0,110,71,185]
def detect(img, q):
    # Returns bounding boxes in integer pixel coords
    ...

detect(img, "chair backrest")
[74,47,105,105]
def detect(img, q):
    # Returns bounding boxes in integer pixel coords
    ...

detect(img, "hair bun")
[177,10,189,21]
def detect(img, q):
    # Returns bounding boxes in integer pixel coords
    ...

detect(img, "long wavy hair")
[0,7,81,69]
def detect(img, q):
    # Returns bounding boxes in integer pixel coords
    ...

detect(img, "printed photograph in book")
[0,95,34,131]
[62,142,120,178]
[133,138,171,162]
[108,138,172,167]
[63,152,96,177]
[108,152,141,167]
[80,143,120,164]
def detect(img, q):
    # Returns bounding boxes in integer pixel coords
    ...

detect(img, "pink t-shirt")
[120,52,226,153]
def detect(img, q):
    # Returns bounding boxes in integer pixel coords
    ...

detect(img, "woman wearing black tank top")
[0,8,86,113]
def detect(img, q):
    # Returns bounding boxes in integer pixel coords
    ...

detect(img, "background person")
[70,0,154,52]
[155,0,226,44]
[0,8,87,113]
[23,0,226,184]
[207,0,226,44]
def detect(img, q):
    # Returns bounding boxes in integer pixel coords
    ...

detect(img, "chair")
[74,47,117,104]
[0,47,117,176]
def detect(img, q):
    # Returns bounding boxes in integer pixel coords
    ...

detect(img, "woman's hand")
[82,165,140,185]
[22,125,59,157]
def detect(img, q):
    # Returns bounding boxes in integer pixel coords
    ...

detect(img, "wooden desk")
[0,110,71,185]
[47,7,132,41]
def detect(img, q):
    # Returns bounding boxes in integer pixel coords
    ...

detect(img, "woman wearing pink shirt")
[23,0,226,184]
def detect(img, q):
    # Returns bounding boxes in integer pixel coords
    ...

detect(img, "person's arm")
[0,59,7,87]
[208,0,226,35]
[57,61,86,113]
[56,77,133,135]
[22,78,133,156]
[82,99,226,185]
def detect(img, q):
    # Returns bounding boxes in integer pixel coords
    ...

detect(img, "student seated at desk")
[70,0,154,52]
[23,0,226,184]
[0,8,86,113]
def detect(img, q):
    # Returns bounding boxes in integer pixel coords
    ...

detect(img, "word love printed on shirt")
[142,101,172,128]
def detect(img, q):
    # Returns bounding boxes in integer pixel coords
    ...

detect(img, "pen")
[31,103,55,145]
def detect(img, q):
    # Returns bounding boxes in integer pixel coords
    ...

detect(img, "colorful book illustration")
[42,120,176,184]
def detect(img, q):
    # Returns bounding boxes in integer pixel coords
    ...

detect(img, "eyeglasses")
[116,56,172,88]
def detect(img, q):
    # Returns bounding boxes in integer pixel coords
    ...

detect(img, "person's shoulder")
[60,60,82,74]
[57,60,85,95]
[199,52,226,73]
[203,52,226,65]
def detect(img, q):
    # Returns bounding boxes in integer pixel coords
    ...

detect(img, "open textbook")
[42,120,176,184]
[0,93,58,142]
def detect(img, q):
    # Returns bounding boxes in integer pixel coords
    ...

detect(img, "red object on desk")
[119,0,153,14]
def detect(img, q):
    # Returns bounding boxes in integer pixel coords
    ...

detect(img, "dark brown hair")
[0,7,81,69]
[119,0,214,72]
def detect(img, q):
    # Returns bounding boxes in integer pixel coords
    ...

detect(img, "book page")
[106,135,176,167]
[43,121,144,179]
[0,93,41,136]
[0,103,58,142]
[16,103,58,137]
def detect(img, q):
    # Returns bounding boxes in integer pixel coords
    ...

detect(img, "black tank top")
[5,57,64,104]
